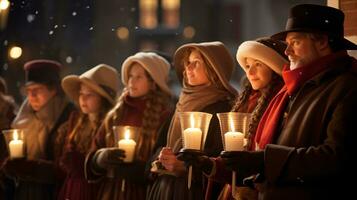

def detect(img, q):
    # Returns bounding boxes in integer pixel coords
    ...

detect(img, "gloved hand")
[93,147,125,170]
[220,151,264,177]
[177,151,214,175]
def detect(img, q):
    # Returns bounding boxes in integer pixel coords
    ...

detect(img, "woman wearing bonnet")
[147,41,237,200]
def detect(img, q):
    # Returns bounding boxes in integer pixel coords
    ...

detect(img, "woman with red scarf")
[178,37,288,200]
[221,4,357,200]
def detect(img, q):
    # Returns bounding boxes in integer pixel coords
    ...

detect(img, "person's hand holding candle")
[118,129,136,163]
[158,147,185,174]
[94,147,126,170]
[220,150,264,178]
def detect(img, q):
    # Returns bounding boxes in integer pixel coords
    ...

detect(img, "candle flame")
[13,130,19,141]
[229,115,235,132]
[124,129,131,140]
[243,117,247,133]
[190,114,195,128]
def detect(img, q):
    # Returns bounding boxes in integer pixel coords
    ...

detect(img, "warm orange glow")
[229,116,235,132]
[9,46,22,59]
[116,27,129,40]
[162,0,180,10]
[13,130,18,140]
[190,114,195,128]
[162,0,180,28]
[0,0,10,10]
[183,26,195,39]
[139,0,158,29]
[124,129,131,140]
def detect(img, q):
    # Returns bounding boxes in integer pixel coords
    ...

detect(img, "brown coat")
[260,55,357,199]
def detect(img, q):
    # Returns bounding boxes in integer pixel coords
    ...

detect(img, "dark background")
[0,0,325,103]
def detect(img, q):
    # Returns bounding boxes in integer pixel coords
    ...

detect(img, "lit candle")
[183,114,202,150]
[9,130,24,158]
[118,129,136,162]
[224,117,244,151]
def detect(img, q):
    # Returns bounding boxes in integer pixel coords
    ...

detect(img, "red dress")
[57,112,100,200]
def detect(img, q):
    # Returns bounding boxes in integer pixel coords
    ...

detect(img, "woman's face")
[184,50,210,86]
[127,63,154,98]
[245,57,273,90]
[79,83,102,114]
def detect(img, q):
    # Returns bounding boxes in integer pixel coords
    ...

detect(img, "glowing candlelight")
[118,129,136,162]
[224,117,244,151]
[9,130,24,158]
[183,114,202,150]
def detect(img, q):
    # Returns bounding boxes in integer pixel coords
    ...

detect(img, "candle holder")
[113,125,140,163]
[178,111,212,189]
[2,129,26,159]
[217,112,251,198]
[112,125,140,192]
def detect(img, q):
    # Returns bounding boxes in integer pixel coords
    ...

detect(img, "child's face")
[127,63,154,98]
[79,83,102,114]
[25,83,56,111]
[184,50,210,86]
[245,57,273,90]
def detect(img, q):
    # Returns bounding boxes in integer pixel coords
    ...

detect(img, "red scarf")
[247,90,261,113]
[254,51,351,150]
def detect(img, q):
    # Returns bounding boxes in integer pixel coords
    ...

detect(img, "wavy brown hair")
[103,65,172,159]
[68,95,113,153]
[231,73,283,150]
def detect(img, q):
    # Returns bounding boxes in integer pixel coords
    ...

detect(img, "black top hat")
[24,59,62,86]
[271,4,357,50]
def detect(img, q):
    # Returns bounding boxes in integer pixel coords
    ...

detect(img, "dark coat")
[260,55,357,199]
[146,99,232,200]
[4,96,75,200]
[56,111,100,200]
[85,97,171,200]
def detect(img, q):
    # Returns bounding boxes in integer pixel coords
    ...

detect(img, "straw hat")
[62,64,119,105]
[121,52,172,96]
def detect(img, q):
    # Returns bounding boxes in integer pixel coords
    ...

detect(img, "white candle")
[183,114,202,150]
[118,130,136,162]
[224,117,244,151]
[9,130,24,158]
[183,127,202,150]
[224,131,244,151]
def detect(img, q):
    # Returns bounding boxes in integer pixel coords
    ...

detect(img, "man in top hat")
[221,4,357,200]
[4,59,75,200]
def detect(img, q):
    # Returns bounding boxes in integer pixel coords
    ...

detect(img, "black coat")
[260,55,357,199]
